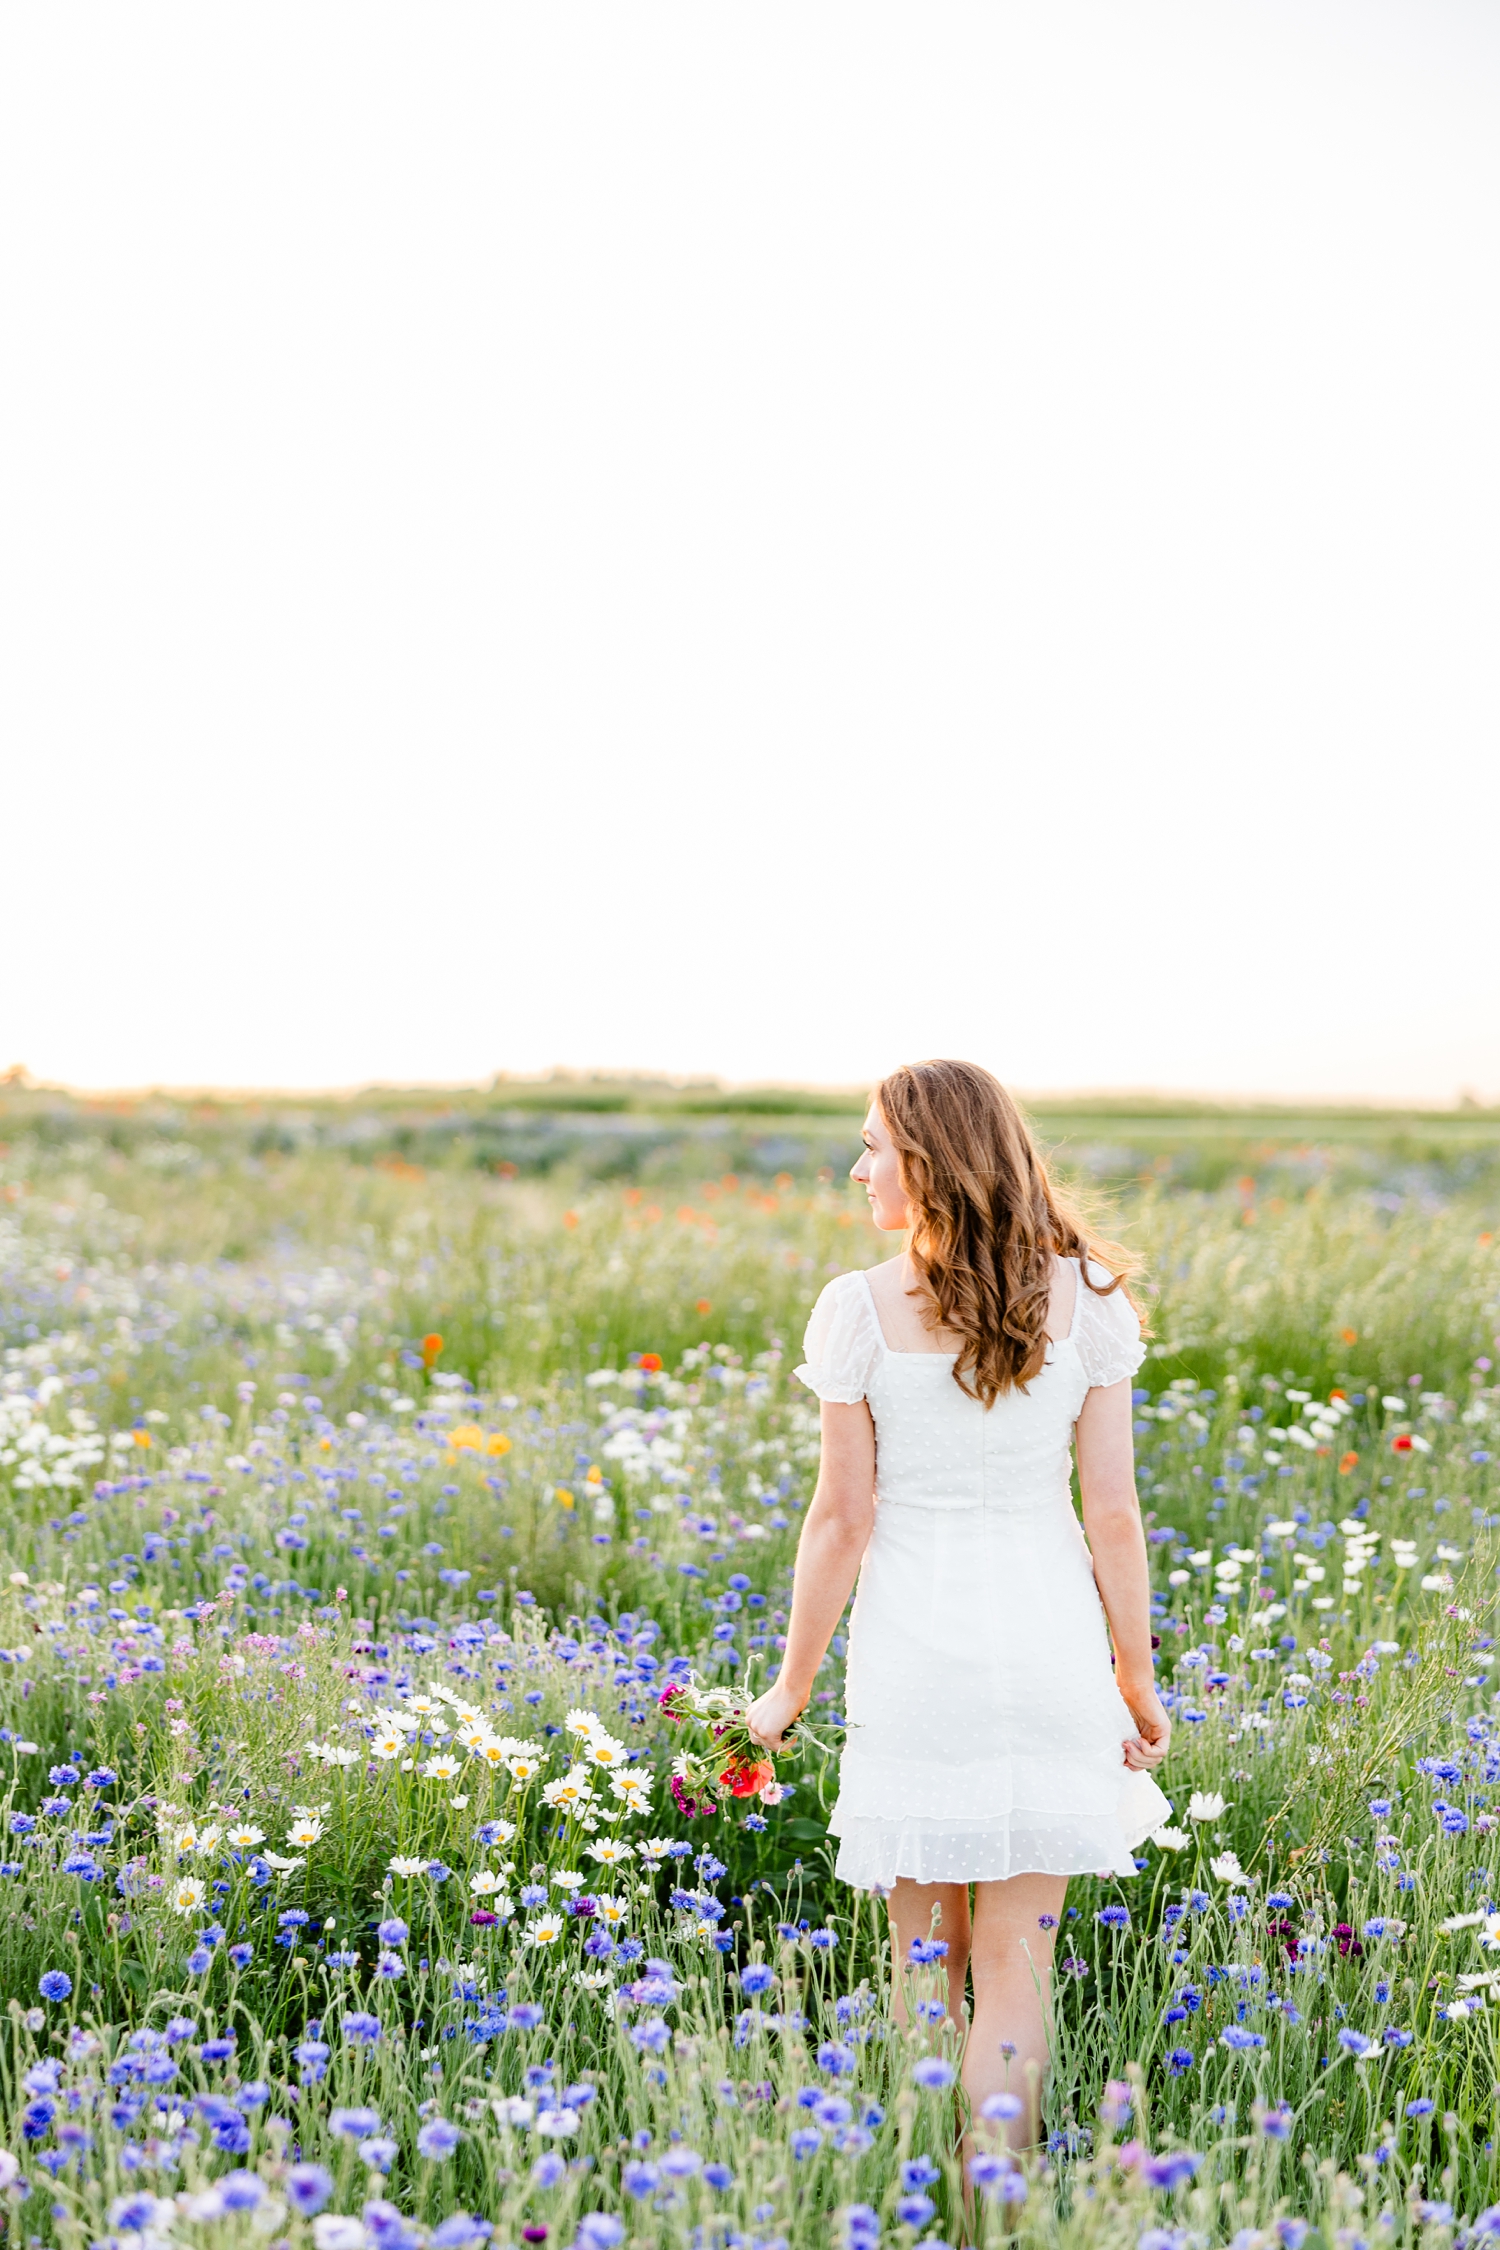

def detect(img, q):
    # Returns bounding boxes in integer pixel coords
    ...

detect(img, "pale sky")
[3,3,1498,1104]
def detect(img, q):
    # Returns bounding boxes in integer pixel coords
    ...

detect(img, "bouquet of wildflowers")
[656,1672,814,1817]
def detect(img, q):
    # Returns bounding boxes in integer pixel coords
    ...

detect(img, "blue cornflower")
[790,2128,822,2162]
[1220,2026,1265,2051]
[186,1947,213,1977]
[38,1971,71,2003]
[896,2193,935,2227]
[377,1917,409,1946]
[1406,2098,1436,2117]
[621,2161,659,2200]
[739,1964,775,1995]
[284,2166,333,2215]
[1096,1904,1130,1928]
[969,2152,1013,2194]
[912,2056,954,2089]
[110,2195,159,2231]
[331,2106,382,2139]
[360,2137,399,2174]
[342,2012,382,2044]
[1166,2048,1196,2075]
[417,2118,461,2161]
[228,1945,253,1970]
[1143,2151,1202,2190]
[901,2158,940,2190]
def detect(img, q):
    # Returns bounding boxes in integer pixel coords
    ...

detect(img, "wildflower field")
[3,1087,1500,2250]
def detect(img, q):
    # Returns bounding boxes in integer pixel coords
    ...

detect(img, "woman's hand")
[746,1680,807,1755]
[1118,1677,1171,1772]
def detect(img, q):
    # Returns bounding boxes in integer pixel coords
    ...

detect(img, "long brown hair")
[874,1058,1148,1407]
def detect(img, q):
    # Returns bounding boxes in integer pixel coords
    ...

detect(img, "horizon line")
[2,1066,1498,1117]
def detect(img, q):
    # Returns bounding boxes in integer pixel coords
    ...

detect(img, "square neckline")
[856,1258,1084,1359]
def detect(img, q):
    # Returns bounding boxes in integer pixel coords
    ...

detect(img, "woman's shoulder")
[797,1267,882,1403]
[812,1265,879,1314]
[1072,1256,1146,1384]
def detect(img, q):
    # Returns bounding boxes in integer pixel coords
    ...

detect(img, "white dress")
[796,1258,1173,1889]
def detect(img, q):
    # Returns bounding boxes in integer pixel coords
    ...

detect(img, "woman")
[747,1060,1172,2144]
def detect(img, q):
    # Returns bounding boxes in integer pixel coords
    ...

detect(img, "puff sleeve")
[1073,1261,1147,1389]
[794,1273,882,1404]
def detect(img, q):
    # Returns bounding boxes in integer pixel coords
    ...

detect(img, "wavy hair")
[874,1058,1148,1407]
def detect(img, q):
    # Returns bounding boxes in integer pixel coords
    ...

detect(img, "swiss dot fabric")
[794,1258,1169,1888]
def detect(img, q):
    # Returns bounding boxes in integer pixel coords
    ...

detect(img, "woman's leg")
[886,1880,972,2036]
[964,1873,1067,2150]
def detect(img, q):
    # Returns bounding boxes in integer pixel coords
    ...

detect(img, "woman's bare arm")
[746,1398,876,1751]
[1075,1376,1170,1771]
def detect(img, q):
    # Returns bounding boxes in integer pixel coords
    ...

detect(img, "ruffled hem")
[794,1362,868,1405]
[829,1771,1173,1888]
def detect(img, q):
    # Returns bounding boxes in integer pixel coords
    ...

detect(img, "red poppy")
[721,1757,775,1798]
[1392,1434,1413,1452]
[639,1352,663,1372]
[422,1332,443,1365]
